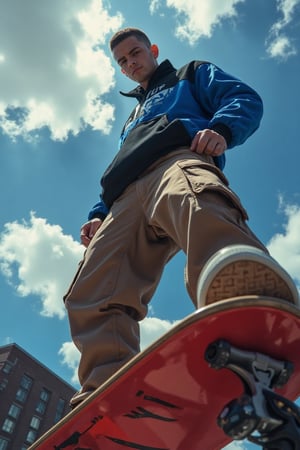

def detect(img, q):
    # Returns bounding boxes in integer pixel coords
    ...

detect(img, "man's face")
[113,36,158,89]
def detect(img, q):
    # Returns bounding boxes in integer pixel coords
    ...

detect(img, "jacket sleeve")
[87,199,109,221]
[195,63,263,148]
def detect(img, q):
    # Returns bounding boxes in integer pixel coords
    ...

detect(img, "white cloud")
[274,0,299,29]
[267,200,300,289]
[140,316,179,350]
[266,0,300,60]
[150,0,245,45]
[267,34,297,60]
[0,213,83,319]
[0,0,123,141]
[149,0,161,15]
[59,341,81,386]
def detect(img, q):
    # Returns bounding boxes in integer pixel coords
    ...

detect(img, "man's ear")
[151,44,159,58]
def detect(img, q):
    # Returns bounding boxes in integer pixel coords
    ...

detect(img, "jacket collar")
[120,60,176,101]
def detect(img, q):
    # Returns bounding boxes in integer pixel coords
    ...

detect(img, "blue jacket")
[88,59,263,220]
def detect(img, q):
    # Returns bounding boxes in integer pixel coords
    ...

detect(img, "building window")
[35,388,50,415]
[2,404,21,436]
[8,404,21,420]
[15,387,28,403]
[54,398,65,423]
[1,418,15,434]
[25,429,37,445]
[29,416,40,431]
[25,415,41,445]
[35,401,46,415]
[15,374,33,404]
[0,379,8,392]
[2,362,12,375]
[0,437,9,450]
[40,388,50,402]
[20,374,33,390]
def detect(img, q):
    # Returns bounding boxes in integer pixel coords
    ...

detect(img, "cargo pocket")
[63,257,85,303]
[176,160,248,221]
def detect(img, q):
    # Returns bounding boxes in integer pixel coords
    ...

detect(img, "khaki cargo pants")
[64,148,267,396]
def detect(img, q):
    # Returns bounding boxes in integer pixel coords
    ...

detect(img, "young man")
[64,28,299,407]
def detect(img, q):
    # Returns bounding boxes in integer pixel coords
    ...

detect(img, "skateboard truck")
[205,340,300,449]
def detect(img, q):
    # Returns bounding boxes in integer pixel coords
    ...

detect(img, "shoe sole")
[204,259,297,305]
[197,245,299,308]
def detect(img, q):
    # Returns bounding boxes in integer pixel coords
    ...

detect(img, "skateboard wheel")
[217,395,258,440]
[273,361,294,388]
[205,340,231,369]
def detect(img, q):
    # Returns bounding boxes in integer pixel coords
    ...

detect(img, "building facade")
[0,343,76,449]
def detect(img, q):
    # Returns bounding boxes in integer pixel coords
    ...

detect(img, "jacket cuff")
[88,201,109,221]
[89,212,107,221]
[211,123,232,146]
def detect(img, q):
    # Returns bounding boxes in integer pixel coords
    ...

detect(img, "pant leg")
[137,149,268,306]
[64,182,178,392]
[65,147,266,393]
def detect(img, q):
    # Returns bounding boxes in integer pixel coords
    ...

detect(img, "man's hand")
[190,129,227,156]
[80,218,102,248]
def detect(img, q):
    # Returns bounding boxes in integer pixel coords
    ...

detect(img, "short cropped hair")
[109,28,151,51]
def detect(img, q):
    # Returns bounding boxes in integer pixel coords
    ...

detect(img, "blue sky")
[0,1,299,448]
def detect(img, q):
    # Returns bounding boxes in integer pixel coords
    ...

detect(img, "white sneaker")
[197,245,299,308]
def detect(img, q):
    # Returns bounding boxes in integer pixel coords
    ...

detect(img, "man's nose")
[128,58,136,67]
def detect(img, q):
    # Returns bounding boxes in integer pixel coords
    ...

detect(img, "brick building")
[0,343,76,449]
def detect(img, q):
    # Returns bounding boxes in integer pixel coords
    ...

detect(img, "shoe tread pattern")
[206,260,294,304]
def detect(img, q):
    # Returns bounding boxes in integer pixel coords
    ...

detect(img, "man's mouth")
[132,67,142,76]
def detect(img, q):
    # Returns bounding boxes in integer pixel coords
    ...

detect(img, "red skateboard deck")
[29,297,300,450]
